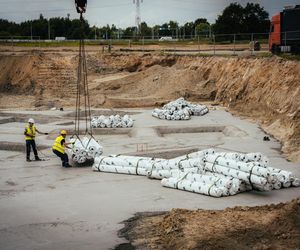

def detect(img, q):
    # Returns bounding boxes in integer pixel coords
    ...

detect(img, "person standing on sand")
[24,118,48,162]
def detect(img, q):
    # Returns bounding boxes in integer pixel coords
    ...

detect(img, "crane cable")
[73,7,93,141]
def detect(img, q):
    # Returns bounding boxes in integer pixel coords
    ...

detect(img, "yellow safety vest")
[25,125,36,140]
[52,135,65,154]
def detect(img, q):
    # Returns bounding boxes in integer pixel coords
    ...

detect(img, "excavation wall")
[0,53,299,161]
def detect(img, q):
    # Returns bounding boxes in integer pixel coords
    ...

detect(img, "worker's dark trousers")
[26,140,38,160]
[52,149,69,167]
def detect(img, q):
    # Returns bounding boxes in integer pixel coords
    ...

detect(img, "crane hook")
[75,0,87,21]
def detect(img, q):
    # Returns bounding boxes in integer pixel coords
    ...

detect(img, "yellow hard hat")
[60,130,67,135]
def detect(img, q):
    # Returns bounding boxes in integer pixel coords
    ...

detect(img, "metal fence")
[0,31,299,55]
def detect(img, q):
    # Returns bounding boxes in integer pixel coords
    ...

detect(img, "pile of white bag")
[91,115,134,128]
[69,136,103,164]
[152,97,209,120]
[92,149,300,197]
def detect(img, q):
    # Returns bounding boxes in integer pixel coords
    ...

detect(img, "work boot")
[64,164,72,168]
[35,156,42,161]
[26,158,31,162]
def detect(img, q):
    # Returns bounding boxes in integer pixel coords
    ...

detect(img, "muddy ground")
[118,198,300,250]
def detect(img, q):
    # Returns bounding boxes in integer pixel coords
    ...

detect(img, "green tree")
[214,3,244,34]
[183,22,195,38]
[194,18,209,26]
[168,20,179,38]
[214,2,269,34]
[140,22,152,37]
[160,23,170,36]
[195,23,210,36]
[123,27,136,38]
[152,25,160,39]
[243,3,270,33]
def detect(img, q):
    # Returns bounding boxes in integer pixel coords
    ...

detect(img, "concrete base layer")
[0,108,299,250]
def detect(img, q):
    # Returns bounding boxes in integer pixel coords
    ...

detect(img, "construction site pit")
[0,51,300,249]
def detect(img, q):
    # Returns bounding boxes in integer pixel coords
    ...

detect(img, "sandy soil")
[118,198,300,250]
[0,51,299,162]
[0,43,269,53]
[0,49,299,249]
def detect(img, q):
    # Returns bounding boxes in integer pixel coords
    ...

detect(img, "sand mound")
[119,198,300,249]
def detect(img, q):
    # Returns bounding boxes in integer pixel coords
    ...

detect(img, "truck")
[55,37,66,41]
[159,36,173,41]
[269,5,300,54]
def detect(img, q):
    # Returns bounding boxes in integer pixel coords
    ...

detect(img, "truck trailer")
[269,5,300,54]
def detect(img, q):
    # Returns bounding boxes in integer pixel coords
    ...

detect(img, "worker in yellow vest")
[52,130,73,168]
[25,118,48,162]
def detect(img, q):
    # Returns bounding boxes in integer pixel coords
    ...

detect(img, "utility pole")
[133,0,143,36]
[48,19,50,40]
[151,27,154,40]
[94,26,97,40]
[30,21,33,40]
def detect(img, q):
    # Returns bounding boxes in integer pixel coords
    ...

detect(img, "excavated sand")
[0,52,299,162]
[0,50,300,249]
[119,198,300,250]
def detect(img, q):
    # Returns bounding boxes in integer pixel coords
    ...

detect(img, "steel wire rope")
[74,16,93,139]
[82,38,93,136]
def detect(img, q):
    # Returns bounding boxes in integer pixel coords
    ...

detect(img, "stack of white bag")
[93,155,164,176]
[92,149,300,198]
[152,97,209,120]
[70,136,103,164]
[91,115,134,128]
[161,151,300,194]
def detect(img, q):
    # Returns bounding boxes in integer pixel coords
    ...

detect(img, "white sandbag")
[70,136,103,164]
[152,97,208,121]
[92,149,300,196]
[203,161,269,189]
[205,155,276,183]
[292,178,300,187]
[91,114,134,128]
[161,177,225,197]
[95,164,148,176]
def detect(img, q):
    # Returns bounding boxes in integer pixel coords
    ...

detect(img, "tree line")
[0,3,270,40]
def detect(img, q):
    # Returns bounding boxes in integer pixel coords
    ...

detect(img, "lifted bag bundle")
[70,136,103,164]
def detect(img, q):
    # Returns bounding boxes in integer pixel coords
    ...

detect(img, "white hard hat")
[28,118,35,124]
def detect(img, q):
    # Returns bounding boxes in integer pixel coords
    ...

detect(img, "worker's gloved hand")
[44,133,49,135]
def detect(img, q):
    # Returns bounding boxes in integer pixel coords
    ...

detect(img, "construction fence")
[1,31,300,56]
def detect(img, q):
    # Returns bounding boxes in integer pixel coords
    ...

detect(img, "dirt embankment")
[0,52,299,161]
[118,198,300,250]
[0,54,39,94]
[89,54,300,162]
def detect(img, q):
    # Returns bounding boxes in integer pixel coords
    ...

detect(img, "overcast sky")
[0,0,299,27]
